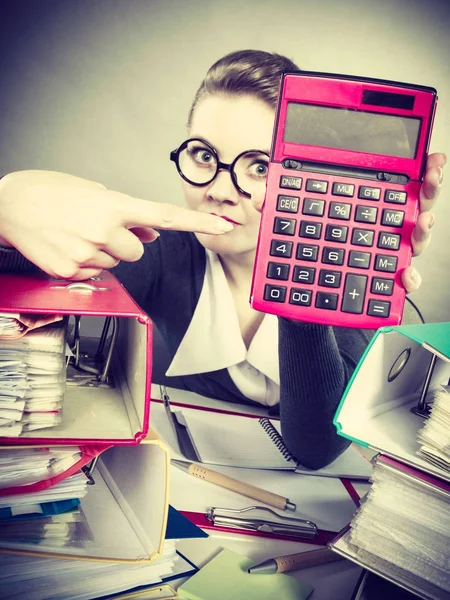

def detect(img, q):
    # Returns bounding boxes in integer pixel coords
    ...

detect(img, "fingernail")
[428,213,435,229]
[437,166,444,185]
[410,267,421,283]
[214,219,234,232]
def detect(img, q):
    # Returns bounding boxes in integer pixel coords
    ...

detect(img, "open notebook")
[153,402,372,479]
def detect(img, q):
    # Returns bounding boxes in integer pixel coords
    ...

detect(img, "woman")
[0,50,445,468]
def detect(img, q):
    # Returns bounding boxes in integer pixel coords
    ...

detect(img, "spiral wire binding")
[258,418,296,462]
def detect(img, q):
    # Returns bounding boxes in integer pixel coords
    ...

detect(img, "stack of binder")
[330,322,450,600]
[0,272,186,599]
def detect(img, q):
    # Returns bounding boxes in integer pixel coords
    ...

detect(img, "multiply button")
[341,273,367,314]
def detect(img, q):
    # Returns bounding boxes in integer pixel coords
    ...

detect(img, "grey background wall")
[1,0,449,322]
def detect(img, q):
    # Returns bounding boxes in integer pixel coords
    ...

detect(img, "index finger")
[112,193,234,234]
[419,152,446,212]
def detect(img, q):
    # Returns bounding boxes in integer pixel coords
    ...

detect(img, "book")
[330,455,450,600]
[151,400,372,479]
[178,548,314,600]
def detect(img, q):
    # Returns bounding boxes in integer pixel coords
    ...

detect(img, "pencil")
[171,459,296,511]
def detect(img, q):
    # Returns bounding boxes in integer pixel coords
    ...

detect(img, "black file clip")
[67,316,118,389]
[160,385,200,461]
[81,455,99,486]
[410,352,438,418]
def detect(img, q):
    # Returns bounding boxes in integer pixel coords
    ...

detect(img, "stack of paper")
[417,386,450,474]
[0,317,67,436]
[331,455,450,600]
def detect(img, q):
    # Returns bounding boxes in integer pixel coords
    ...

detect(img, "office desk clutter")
[329,322,450,600]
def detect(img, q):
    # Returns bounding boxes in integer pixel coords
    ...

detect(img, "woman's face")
[181,94,275,259]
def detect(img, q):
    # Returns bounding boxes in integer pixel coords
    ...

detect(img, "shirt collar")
[166,249,279,385]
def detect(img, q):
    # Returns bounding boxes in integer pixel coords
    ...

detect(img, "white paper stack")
[0,318,67,436]
[417,386,450,474]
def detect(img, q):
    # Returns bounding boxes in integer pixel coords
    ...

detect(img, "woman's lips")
[211,213,240,226]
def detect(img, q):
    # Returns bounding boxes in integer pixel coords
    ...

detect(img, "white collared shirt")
[166,249,280,407]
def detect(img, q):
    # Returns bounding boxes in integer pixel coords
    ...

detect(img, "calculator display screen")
[283,103,421,159]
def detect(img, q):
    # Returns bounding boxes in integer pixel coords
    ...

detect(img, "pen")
[171,459,296,512]
[247,548,344,574]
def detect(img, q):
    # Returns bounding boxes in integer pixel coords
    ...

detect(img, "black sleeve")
[278,318,373,469]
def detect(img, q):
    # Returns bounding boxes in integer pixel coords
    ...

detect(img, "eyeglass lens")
[177,139,269,197]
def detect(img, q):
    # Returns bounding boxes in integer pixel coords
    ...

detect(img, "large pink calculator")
[250,71,437,328]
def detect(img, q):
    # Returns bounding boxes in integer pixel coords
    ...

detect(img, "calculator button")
[342,274,368,314]
[264,284,287,303]
[384,190,407,205]
[325,224,348,243]
[289,288,312,306]
[328,202,351,220]
[318,270,342,288]
[280,175,302,190]
[322,247,345,265]
[377,231,401,250]
[315,292,339,310]
[367,299,391,317]
[267,262,290,281]
[371,277,394,296]
[351,228,374,247]
[273,217,296,236]
[348,251,371,269]
[277,195,300,213]
[296,243,319,262]
[292,266,316,284]
[374,254,398,273]
[302,198,325,216]
[332,182,355,197]
[305,179,328,194]
[355,205,378,224]
[381,209,404,228]
[358,186,381,201]
[299,221,322,239]
[270,240,293,258]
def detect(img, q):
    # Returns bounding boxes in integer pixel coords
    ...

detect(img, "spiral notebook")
[164,405,372,479]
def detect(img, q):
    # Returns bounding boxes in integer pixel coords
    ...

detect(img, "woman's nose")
[206,168,241,204]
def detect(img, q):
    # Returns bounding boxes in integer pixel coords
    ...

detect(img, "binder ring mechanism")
[67,316,118,388]
[206,506,318,540]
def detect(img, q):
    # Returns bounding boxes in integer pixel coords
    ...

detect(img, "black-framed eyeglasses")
[170,138,270,199]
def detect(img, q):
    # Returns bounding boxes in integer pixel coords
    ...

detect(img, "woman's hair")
[187,49,299,127]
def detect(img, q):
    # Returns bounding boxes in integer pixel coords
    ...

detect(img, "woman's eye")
[249,161,268,178]
[189,147,215,165]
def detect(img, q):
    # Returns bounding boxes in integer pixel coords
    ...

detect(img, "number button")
[325,225,348,243]
[273,217,296,236]
[296,243,319,262]
[277,195,299,213]
[267,262,290,281]
[299,221,322,240]
[270,240,293,258]
[264,284,287,303]
[322,247,345,266]
[289,288,312,306]
[302,198,325,216]
[318,270,342,288]
[292,266,315,284]
[328,202,351,220]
